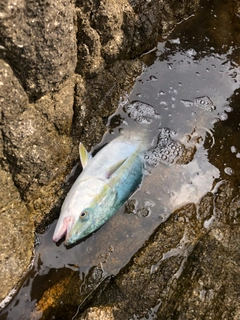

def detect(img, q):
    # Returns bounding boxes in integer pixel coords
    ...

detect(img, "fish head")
[64,206,96,246]
[65,188,117,246]
[53,177,117,246]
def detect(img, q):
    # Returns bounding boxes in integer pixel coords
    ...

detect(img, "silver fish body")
[53,131,149,246]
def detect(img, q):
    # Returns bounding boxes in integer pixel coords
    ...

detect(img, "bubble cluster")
[193,96,215,111]
[181,96,215,111]
[125,101,161,124]
[181,99,194,108]
[144,128,184,166]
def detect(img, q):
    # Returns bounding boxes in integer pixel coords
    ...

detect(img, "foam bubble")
[224,105,233,112]
[186,48,197,57]
[144,128,184,166]
[220,112,228,121]
[169,38,181,44]
[158,90,165,96]
[182,96,215,111]
[193,96,215,111]
[125,101,160,124]
[231,146,237,153]
[181,99,194,107]
[224,167,234,175]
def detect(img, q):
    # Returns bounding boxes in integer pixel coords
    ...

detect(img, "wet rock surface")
[1,0,199,306]
[77,182,240,320]
[0,168,34,303]
[2,1,240,320]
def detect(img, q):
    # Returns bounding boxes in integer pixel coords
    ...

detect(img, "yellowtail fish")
[53,131,149,246]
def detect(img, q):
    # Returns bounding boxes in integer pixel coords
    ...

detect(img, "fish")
[53,131,149,246]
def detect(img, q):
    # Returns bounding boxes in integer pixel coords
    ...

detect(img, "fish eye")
[80,211,88,219]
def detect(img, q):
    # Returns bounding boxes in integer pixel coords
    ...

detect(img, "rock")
[157,213,240,319]
[0,60,74,301]
[75,0,200,77]
[161,0,200,34]
[0,0,200,309]
[0,61,33,301]
[80,307,114,320]
[72,59,143,149]
[76,202,202,319]
[0,168,34,302]
[76,183,240,320]
[0,0,77,100]
[1,60,74,209]
[32,268,83,320]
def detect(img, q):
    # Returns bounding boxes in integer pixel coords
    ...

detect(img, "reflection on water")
[1,0,240,319]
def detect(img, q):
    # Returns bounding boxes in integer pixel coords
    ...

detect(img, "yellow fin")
[79,142,92,169]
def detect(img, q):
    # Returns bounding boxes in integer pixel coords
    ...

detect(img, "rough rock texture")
[1,60,74,217]
[73,0,199,148]
[77,182,240,320]
[72,59,143,148]
[0,0,77,100]
[0,168,34,303]
[75,0,199,78]
[0,59,74,301]
[78,307,114,320]
[0,0,199,306]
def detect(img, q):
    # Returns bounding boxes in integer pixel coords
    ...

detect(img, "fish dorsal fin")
[106,158,127,178]
[79,142,92,169]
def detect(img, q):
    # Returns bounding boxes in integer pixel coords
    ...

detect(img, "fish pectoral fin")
[106,157,127,178]
[79,142,92,169]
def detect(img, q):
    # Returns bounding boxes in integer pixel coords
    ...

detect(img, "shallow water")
[1,0,240,319]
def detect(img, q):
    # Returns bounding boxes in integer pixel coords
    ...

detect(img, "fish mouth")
[52,215,75,243]
[64,236,80,247]
[64,233,89,247]
[64,216,96,247]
